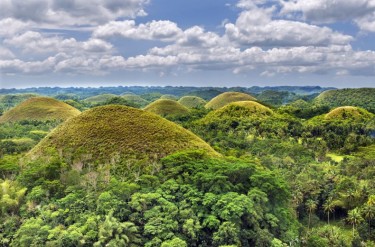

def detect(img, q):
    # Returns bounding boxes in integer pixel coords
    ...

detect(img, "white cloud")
[93,20,183,41]
[0,0,150,27]
[0,47,15,59]
[0,18,30,37]
[4,31,113,54]
[225,6,353,47]
[280,0,375,32]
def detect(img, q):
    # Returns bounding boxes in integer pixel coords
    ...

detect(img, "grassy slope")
[144,99,190,117]
[29,105,218,162]
[324,106,374,121]
[83,94,118,104]
[178,96,206,108]
[314,88,375,113]
[203,101,273,121]
[0,97,81,123]
[205,92,257,110]
[121,94,149,107]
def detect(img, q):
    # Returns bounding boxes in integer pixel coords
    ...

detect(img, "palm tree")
[347,208,364,237]
[306,199,317,230]
[323,198,335,225]
[362,205,375,236]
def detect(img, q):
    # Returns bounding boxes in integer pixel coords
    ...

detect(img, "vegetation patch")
[83,94,118,104]
[314,88,375,113]
[205,92,257,109]
[121,94,149,107]
[0,97,81,123]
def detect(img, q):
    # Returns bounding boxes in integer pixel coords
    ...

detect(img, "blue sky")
[1,0,375,88]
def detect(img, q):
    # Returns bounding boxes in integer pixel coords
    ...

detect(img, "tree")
[323,198,335,225]
[94,212,141,247]
[306,199,317,231]
[347,208,364,237]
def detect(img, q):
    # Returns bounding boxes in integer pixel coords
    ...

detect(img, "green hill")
[144,99,190,118]
[28,105,218,163]
[202,101,273,123]
[314,88,375,113]
[324,106,374,121]
[121,94,149,107]
[0,97,81,123]
[205,92,257,110]
[160,94,178,100]
[83,94,118,104]
[178,96,206,109]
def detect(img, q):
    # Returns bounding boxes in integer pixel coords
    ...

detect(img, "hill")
[160,94,178,100]
[202,101,273,122]
[28,105,218,163]
[324,106,374,121]
[314,88,375,113]
[121,94,149,107]
[144,99,190,118]
[0,97,81,123]
[83,94,118,104]
[178,96,206,108]
[205,92,257,110]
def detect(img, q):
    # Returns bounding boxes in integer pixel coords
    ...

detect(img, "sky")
[1,0,375,88]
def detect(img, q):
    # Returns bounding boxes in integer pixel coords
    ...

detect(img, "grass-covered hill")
[205,92,257,109]
[0,93,39,113]
[205,101,273,120]
[324,106,374,121]
[121,94,149,107]
[83,94,118,104]
[28,105,218,163]
[314,88,375,113]
[160,94,178,100]
[144,99,190,118]
[0,97,81,123]
[178,96,206,109]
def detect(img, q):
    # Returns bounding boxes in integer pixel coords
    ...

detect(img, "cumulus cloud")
[0,0,150,27]
[280,0,375,32]
[0,18,30,37]
[93,20,183,41]
[224,4,353,47]
[3,31,113,54]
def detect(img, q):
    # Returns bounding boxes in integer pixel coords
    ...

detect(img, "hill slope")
[324,106,374,121]
[205,92,257,110]
[144,99,190,117]
[28,105,218,162]
[314,88,375,113]
[121,94,149,107]
[0,97,81,123]
[178,96,206,108]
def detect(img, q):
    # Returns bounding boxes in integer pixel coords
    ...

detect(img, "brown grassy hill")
[205,92,257,110]
[144,99,190,118]
[28,105,218,163]
[0,97,81,123]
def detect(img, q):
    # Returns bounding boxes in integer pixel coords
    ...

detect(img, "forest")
[0,87,374,247]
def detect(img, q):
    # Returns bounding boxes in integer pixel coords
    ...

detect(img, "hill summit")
[205,92,257,110]
[28,105,218,163]
[0,97,81,123]
[144,99,190,117]
[324,106,374,121]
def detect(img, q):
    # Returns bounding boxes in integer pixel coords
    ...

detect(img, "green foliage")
[121,94,149,107]
[83,94,118,104]
[314,88,375,113]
